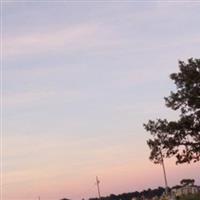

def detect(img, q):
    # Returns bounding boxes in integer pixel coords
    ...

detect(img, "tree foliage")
[144,58,200,164]
[180,179,195,186]
[60,198,71,200]
[89,187,165,200]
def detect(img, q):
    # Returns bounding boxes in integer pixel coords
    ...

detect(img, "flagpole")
[160,149,169,195]
[96,176,101,199]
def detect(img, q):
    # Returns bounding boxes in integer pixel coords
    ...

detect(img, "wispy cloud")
[5,23,99,57]
[5,89,83,108]
[5,11,200,60]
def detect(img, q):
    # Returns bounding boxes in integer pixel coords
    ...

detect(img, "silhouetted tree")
[89,186,165,200]
[60,198,71,200]
[144,58,200,164]
[180,179,195,186]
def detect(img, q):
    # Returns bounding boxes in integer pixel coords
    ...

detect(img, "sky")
[2,1,200,200]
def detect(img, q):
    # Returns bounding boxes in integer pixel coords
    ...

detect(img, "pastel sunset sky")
[2,1,200,200]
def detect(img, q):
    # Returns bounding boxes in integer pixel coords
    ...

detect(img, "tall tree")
[144,58,200,164]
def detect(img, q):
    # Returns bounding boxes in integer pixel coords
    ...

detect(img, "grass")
[179,193,200,200]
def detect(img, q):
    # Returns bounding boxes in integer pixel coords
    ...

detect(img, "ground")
[178,193,200,200]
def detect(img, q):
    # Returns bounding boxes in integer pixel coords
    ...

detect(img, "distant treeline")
[88,186,166,200]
